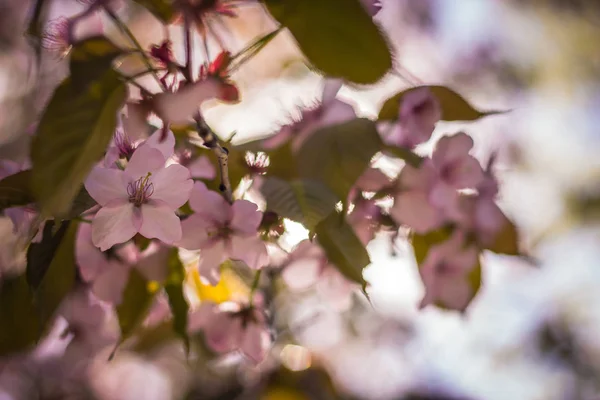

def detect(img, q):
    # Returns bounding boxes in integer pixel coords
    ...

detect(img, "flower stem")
[249,270,262,306]
[102,5,167,91]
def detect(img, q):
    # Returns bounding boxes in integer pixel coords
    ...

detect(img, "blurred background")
[2,0,600,399]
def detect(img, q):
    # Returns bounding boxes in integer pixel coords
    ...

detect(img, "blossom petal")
[91,261,130,304]
[321,99,356,127]
[139,201,182,244]
[152,79,221,124]
[187,156,216,180]
[124,145,165,180]
[317,267,355,311]
[281,257,322,291]
[433,132,474,166]
[136,244,170,282]
[188,182,230,223]
[84,167,128,206]
[76,223,110,282]
[240,323,268,364]
[198,241,227,285]
[122,101,150,140]
[391,191,445,234]
[229,235,269,270]
[178,214,215,250]
[355,167,390,192]
[230,200,262,234]
[143,129,175,160]
[92,201,140,251]
[150,164,193,209]
[321,79,343,106]
[204,311,240,353]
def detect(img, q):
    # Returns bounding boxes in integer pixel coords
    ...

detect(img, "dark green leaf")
[116,268,157,343]
[382,145,423,168]
[165,248,190,353]
[315,212,370,287]
[410,227,453,267]
[26,221,70,290]
[485,218,519,256]
[263,0,392,84]
[0,170,34,212]
[70,36,124,90]
[31,70,127,218]
[260,177,338,230]
[0,275,42,356]
[296,118,382,201]
[31,221,79,327]
[378,85,504,122]
[131,0,174,23]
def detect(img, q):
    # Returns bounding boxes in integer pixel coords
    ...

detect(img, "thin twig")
[195,115,234,203]
[183,16,194,82]
[102,5,167,91]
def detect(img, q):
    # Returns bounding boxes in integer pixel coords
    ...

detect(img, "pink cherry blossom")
[176,150,216,180]
[262,79,356,151]
[104,129,175,168]
[383,87,441,148]
[85,145,193,251]
[178,182,268,284]
[281,240,356,311]
[41,17,72,56]
[418,231,480,312]
[187,301,270,364]
[390,132,485,233]
[75,223,169,303]
[347,197,383,246]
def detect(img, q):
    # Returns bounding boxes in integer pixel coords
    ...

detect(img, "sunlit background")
[2,0,600,399]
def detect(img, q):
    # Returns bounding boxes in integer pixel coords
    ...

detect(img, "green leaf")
[410,227,453,267]
[165,248,190,353]
[26,221,71,290]
[31,70,127,218]
[382,145,423,168]
[315,212,370,287]
[0,170,34,212]
[263,0,392,84]
[485,218,519,256]
[260,177,339,231]
[30,221,79,327]
[0,275,42,356]
[116,268,157,344]
[131,0,174,23]
[70,36,124,90]
[378,85,504,122]
[296,118,382,201]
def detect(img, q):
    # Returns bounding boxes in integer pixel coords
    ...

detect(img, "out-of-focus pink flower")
[187,301,270,364]
[282,240,356,311]
[360,0,382,16]
[85,145,193,251]
[383,87,441,149]
[0,160,42,242]
[390,133,484,233]
[262,79,356,151]
[75,224,169,303]
[41,17,72,57]
[418,232,480,312]
[104,129,175,168]
[348,198,383,246]
[176,150,216,180]
[178,182,268,284]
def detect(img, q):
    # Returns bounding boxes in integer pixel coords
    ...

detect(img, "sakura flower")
[85,145,193,251]
[281,240,357,311]
[347,197,383,246]
[41,17,72,57]
[262,79,356,151]
[152,52,239,124]
[417,231,480,312]
[390,132,485,233]
[360,0,382,16]
[149,40,175,67]
[187,300,271,364]
[178,182,268,284]
[383,87,441,149]
[104,129,175,168]
[76,223,169,303]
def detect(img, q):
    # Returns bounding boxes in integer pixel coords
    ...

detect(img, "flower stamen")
[127,173,154,206]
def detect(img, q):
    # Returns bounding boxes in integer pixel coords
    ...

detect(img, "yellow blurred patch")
[261,387,308,400]
[186,262,249,304]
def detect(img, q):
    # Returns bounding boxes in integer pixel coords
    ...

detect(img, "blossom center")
[208,224,233,240]
[127,173,154,206]
[115,130,137,160]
